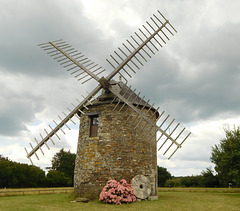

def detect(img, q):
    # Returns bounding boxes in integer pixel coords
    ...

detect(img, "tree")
[46,170,72,187]
[165,177,181,187]
[211,127,240,187]
[50,149,76,186]
[199,168,219,187]
[181,175,200,187]
[157,166,172,187]
[0,155,9,161]
[0,159,46,188]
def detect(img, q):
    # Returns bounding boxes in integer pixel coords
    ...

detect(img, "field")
[0,188,240,211]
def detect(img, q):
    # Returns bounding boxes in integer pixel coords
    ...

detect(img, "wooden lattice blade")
[38,40,106,84]
[108,83,191,159]
[106,11,177,83]
[25,84,102,162]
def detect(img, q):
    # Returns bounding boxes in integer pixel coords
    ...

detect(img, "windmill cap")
[89,80,159,119]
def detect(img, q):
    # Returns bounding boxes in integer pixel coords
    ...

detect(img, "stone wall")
[74,102,158,199]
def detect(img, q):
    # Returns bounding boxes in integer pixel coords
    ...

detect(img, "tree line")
[0,149,75,188]
[0,127,239,188]
[160,167,220,188]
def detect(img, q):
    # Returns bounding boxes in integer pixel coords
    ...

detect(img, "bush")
[99,179,136,205]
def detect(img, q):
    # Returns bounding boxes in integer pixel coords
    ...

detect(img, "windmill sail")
[25,85,102,164]
[108,83,191,159]
[25,10,190,164]
[38,40,106,84]
[106,10,177,83]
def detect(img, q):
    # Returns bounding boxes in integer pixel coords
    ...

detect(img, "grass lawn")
[0,189,239,211]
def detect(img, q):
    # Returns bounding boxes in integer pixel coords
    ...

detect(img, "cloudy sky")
[1,0,240,176]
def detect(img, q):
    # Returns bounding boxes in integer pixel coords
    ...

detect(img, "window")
[90,115,99,137]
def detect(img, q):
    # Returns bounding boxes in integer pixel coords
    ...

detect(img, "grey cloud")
[0,0,105,77]
[128,19,240,124]
[0,95,44,136]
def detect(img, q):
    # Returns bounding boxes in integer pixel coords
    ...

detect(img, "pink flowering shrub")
[99,179,136,205]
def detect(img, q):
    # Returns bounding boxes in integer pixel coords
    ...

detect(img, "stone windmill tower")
[25,11,191,199]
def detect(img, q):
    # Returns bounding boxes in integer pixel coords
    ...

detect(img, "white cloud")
[158,116,240,176]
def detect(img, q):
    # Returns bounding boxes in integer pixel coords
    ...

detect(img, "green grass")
[0,189,239,211]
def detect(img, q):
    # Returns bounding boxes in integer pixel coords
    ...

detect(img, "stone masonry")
[74,97,158,199]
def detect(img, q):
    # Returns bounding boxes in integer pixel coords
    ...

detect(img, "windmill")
[25,11,191,199]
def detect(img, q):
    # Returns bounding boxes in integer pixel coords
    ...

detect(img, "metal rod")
[63,62,76,68]
[153,14,171,40]
[138,28,155,55]
[161,124,181,153]
[124,42,146,65]
[158,10,177,33]
[50,52,61,57]
[139,107,159,134]
[168,132,191,159]
[154,114,169,139]
[147,110,165,140]
[83,104,89,110]
[144,23,160,50]
[67,50,79,55]
[42,46,55,50]
[53,41,65,45]
[81,59,91,65]
[134,103,155,129]
[125,96,145,123]
[29,143,39,160]
[115,50,137,73]
[75,113,81,120]
[157,118,174,144]
[111,54,132,77]
[118,88,136,113]
[53,54,65,60]
[129,37,145,65]
[149,19,164,47]
[95,68,106,76]
[78,109,84,114]
[58,115,71,130]
[34,138,44,155]
[85,61,94,68]
[151,17,167,44]
[163,126,184,155]
[40,133,50,150]
[62,111,76,124]
[130,99,150,126]
[56,43,70,48]
[49,42,101,83]
[158,119,177,151]
[113,85,132,110]
[77,72,91,82]
[60,59,72,65]
[48,125,61,140]
[122,91,141,115]
[134,32,152,58]
[38,39,62,46]
[44,129,55,145]
[78,96,92,105]
[142,25,159,51]
[25,148,34,165]
[74,70,85,77]
[53,120,65,134]
[82,69,106,84]
[67,107,80,120]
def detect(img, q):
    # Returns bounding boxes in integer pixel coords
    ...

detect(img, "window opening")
[90,115,99,137]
